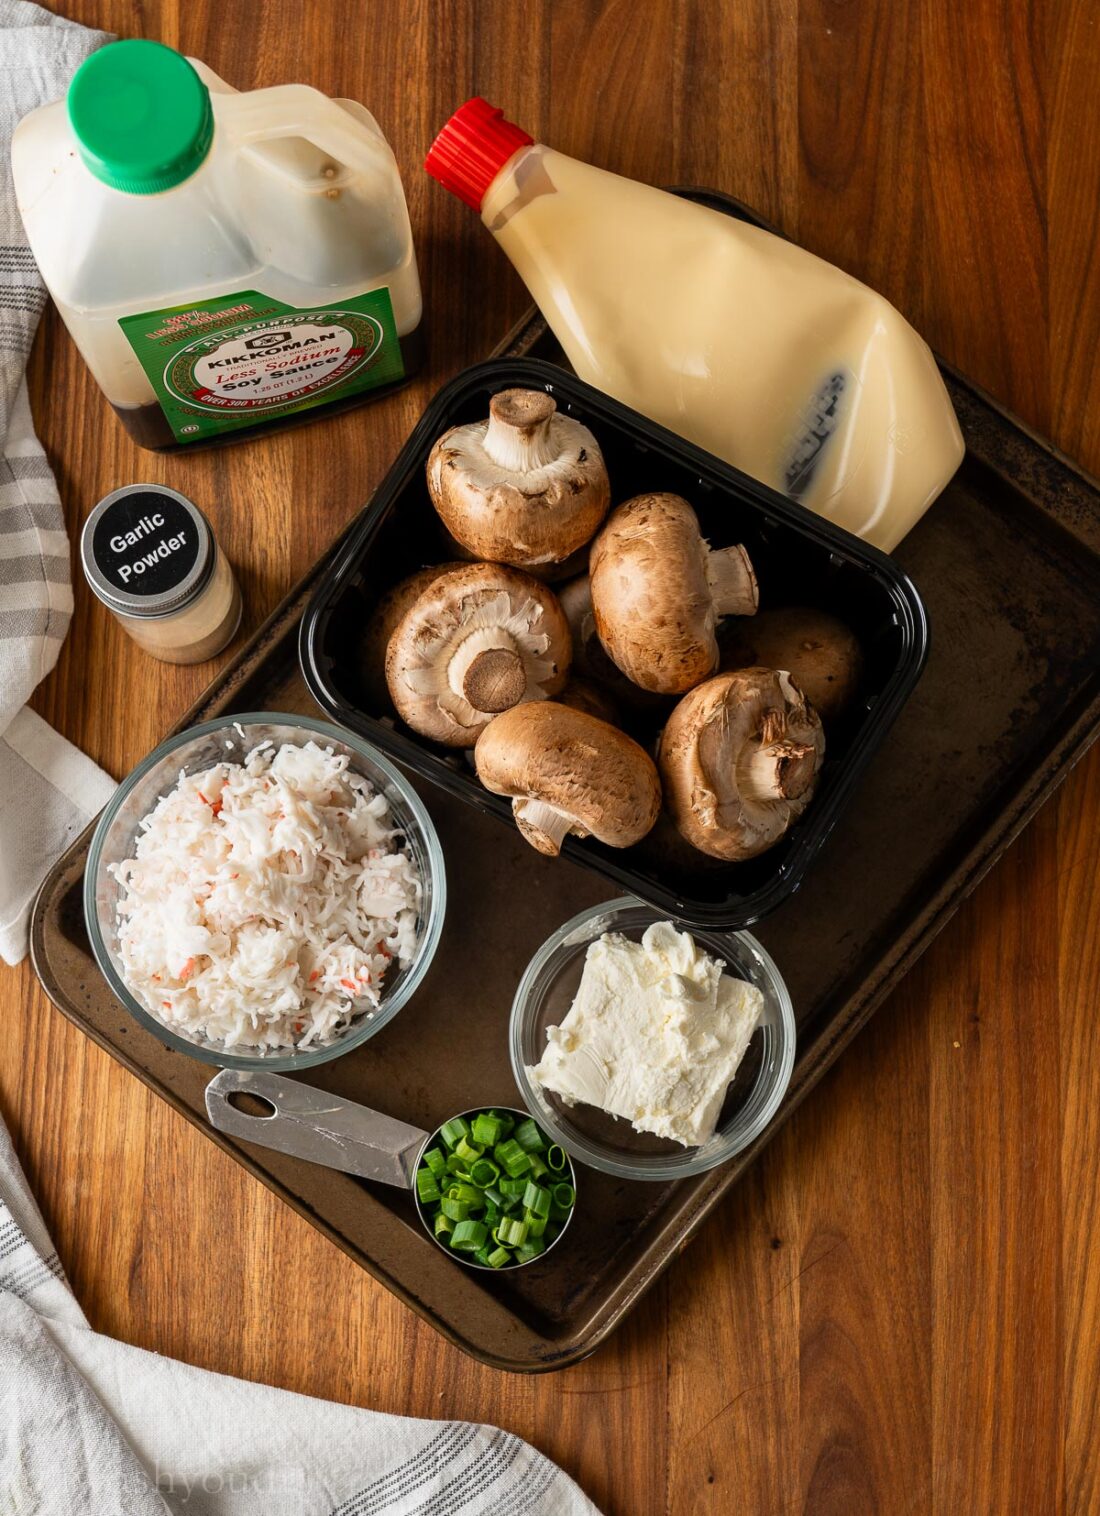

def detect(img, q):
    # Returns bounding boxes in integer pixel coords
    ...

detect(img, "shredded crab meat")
[111,740,422,1052]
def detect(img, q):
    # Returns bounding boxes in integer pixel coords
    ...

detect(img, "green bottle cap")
[67,39,213,194]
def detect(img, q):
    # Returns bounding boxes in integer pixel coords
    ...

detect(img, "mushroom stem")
[483,390,559,474]
[462,647,526,712]
[512,797,582,856]
[445,625,533,714]
[707,544,759,616]
[743,738,818,802]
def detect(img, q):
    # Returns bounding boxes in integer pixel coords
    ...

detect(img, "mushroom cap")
[721,606,863,722]
[361,563,462,707]
[436,521,592,583]
[589,493,720,694]
[658,668,825,861]
[385,562,571,748]
[427,389,610,570]
[558,573,672,716]
[475,701,662,855]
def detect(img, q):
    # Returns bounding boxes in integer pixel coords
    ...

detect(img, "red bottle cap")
[425,97,533,212]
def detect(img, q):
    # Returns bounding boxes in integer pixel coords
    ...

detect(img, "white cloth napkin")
[0,0,116,964]
[0,1111,602,1515]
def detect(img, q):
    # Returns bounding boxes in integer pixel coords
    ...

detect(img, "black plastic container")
[300,358,928,928]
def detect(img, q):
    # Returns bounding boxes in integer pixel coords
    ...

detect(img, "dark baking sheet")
[31,198,1100,1371]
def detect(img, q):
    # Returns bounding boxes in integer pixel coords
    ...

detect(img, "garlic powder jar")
[80,485,242,663]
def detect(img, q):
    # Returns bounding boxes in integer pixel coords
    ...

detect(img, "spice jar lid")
[80,485,215,618]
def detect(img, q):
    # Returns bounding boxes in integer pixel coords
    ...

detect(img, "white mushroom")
[590,493,758,694]
[427,389,610,571]
[658,668,825,860]
[385,562,571,747]
[475,701,662,856]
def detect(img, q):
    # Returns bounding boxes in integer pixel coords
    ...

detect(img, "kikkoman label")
[118,287,405,443]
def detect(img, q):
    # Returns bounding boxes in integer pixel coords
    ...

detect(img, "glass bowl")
[510,897,795,1180]
[85,712,446,1070]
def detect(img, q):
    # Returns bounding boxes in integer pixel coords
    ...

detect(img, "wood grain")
[2,2,1097,1513]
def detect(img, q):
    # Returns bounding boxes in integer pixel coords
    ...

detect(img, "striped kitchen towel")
[0,0,115,963]
[0,1110,603,1515]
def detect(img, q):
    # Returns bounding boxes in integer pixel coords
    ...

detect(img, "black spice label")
[91,489,201,598]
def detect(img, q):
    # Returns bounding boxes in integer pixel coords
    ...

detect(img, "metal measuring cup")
[205,1068,576,1271]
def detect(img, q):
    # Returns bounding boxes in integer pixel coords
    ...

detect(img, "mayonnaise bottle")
[426,99,962,552]
[13,40,422,452]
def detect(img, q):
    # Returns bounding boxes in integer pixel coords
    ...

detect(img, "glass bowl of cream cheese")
[509,898,795,1180]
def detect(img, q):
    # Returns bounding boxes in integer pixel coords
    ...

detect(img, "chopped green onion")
[514,1118,546,1153]
[493,1216,529,1248]
[522,1182,551,1217]
[416,1169,441,1204]
[469,1157,500,1189]
[495,1139,532,1177]
[420,1110,572,1269]
[472,1112,503,1147]
[439,1116,470,1149]
[450,1219,489,1252]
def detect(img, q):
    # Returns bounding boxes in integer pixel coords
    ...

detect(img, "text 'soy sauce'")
[426,99,963,552]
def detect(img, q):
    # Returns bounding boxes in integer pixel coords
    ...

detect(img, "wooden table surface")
[6,2,1098,1512]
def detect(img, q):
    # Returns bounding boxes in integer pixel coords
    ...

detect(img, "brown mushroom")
[558,573,670,715]
[475,701,662,856]
[436,520,592,583]
[361,563,462,707]
[722,606,863,721]
[590,493,758,694]
[658,668,825,860]
[427,388,610,572]
[385,562,570,747]
[558,572,619,681]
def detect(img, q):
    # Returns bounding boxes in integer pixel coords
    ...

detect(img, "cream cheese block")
[527,920,764,1147]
